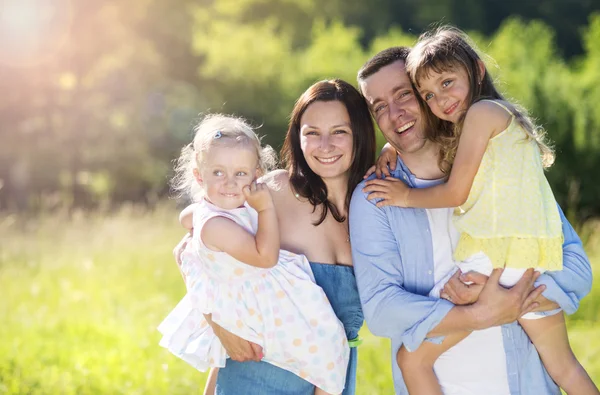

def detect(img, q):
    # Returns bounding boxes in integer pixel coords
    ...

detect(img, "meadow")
[1,204,598,394]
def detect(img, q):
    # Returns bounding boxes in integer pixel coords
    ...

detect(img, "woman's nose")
[320,135,333,151]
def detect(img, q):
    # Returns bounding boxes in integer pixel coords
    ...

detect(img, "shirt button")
[428,270,433,275]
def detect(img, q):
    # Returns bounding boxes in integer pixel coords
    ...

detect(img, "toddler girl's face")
[197,144,259,210]
[416,65,471,123]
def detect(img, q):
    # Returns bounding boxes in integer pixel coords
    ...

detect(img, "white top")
[414,177,510,395]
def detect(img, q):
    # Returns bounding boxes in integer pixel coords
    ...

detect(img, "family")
[158,26,597,395]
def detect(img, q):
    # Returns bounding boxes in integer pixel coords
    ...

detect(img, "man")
[349,47,593,394]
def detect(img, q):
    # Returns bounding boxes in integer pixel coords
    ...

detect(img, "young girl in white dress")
[158,114,349,395]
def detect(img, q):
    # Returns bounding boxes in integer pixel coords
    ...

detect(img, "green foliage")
[0,209,598,393]
[1,2,600,222]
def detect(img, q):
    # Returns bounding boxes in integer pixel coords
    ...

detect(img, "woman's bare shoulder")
[261,169,291,194]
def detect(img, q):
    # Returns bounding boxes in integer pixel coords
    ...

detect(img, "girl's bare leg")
[203,367,219,395]
[519,313,599,395]
[396,331,470,395]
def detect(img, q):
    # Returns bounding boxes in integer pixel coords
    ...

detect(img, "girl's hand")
[206,315,263,362]
[364,143,398,179]
[363,177,410,208]
[440,270,488,305]
[243,181,274,213]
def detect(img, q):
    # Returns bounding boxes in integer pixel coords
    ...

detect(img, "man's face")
[360,60,428,155]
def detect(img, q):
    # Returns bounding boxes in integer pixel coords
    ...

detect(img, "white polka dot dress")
[158,200,349,394]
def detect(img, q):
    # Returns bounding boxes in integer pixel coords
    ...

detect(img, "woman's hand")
[205,314,263,362]
[364,143,398,179]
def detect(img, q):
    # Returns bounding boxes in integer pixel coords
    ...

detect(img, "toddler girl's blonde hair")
[171,113,278,202]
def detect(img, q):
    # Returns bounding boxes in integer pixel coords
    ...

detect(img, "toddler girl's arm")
[364,101,509,208]
[202,182,279,268]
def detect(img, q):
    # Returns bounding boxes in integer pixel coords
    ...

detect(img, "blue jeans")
[216,262,364,395]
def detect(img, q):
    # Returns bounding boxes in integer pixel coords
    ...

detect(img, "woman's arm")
[179,204,196,231]
[203,314,263,362]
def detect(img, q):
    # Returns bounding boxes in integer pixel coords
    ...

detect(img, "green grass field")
[1,204,598,394]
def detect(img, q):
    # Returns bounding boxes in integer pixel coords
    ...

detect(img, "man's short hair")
[357,46,411,91]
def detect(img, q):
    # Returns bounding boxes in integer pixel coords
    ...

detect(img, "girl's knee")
[396,346,434,372]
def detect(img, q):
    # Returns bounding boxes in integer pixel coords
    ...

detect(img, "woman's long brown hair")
[280,79,376,225]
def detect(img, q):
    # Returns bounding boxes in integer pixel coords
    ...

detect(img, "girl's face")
[196,144,258,210]
[299,100,354,182]
[416,65,471,124]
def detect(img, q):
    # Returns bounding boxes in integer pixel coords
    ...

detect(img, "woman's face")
[299,100,354,182]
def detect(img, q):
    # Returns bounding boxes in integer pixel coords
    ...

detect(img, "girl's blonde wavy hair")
[171,113,278,202]
[405,26,555,174]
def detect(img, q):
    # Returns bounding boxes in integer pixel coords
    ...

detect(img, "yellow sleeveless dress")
[452,100,563,270]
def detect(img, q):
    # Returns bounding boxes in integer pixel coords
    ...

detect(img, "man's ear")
[193,168,202,184]
[477,59,486,84]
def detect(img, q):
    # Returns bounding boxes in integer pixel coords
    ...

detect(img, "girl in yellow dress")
[363,26,598,395]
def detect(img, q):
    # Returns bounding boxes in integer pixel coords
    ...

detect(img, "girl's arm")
[364,143,398,179]
[364,101,510,208]
[202,182,279,269]
[405,101,510,208]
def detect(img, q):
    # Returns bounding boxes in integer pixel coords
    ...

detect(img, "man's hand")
[205,314,263,362]
[469,268,545,330]
[440,270,488,305]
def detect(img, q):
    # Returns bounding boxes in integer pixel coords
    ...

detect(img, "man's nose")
[389,102,406,121]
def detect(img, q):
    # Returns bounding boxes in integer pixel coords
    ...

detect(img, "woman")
[176,79,376,394]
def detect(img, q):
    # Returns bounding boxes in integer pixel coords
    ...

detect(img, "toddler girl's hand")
[363,177,410,208]
[243,181,274,212]
[364,143,398,179]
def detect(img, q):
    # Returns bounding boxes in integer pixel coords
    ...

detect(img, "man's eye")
[236,172,247,176]
[374,104,386,113]
[213,170,223,176]
[442,80,452,87]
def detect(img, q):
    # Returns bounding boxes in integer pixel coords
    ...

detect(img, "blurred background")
[1,0,599,393]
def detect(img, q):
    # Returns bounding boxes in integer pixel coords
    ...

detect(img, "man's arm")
[350,183,544,351]
[534,204,593,314]
[349,184,453,351]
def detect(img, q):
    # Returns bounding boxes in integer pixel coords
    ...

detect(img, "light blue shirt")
[349,157,593,395]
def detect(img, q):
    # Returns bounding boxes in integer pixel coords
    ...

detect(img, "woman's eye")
[424,92,434,101]
[213,170,223,176]
[236,171,247,176]
[333,129,347,134]
[442,80,452,87]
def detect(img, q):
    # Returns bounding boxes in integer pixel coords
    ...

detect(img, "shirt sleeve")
[534,204,593,315]
[349,183,454,352]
